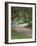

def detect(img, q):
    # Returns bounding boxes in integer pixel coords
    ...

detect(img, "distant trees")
[11,7,32,25]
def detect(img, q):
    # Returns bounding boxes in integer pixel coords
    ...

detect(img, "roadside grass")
[11,30,32,39]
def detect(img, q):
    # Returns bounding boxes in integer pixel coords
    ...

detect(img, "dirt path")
[14,24,32,36]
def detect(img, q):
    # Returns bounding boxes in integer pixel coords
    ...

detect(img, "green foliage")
[11,7,32,25]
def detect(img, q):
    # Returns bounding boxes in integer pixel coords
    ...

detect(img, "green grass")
[11,30,32,39]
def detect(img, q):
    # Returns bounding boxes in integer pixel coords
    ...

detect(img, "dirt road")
[14,24,32,36]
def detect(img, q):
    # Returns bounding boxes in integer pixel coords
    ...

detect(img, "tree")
[11,7,32,26]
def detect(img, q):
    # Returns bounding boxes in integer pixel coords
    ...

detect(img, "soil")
[11,23,32,37]
[14,25,32,36]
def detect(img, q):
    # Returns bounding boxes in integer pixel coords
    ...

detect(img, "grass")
[11,30,32,39]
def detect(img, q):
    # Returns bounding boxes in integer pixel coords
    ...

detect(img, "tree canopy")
[11,7,32,25]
